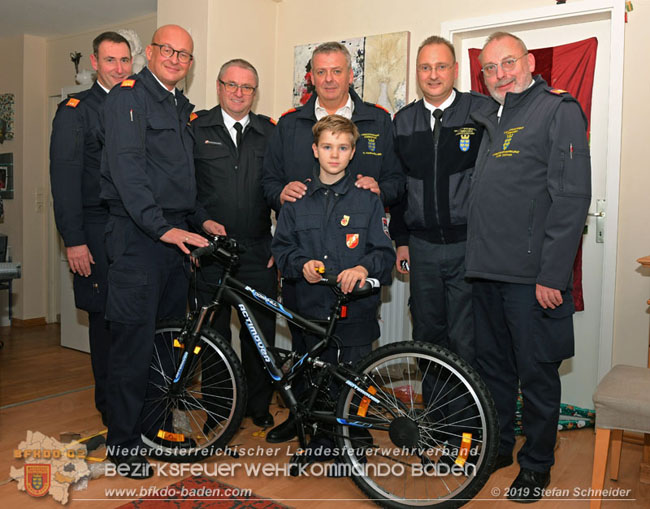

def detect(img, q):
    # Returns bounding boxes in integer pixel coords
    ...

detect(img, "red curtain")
[468,37,598,310]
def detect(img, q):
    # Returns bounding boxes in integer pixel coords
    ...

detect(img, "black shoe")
[492,453,514,473]
[507,468,551,503]
[266,415,297,443]
[108,454,153,479]
[252,412,274,428]
[83,435,106,452]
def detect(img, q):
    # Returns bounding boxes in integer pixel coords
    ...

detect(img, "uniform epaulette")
[547,88,568,95]
[65,98,80,108]
[121,79,136,88]
[258,114,277,126]
[372,103,390,115]
[280,107,297,118]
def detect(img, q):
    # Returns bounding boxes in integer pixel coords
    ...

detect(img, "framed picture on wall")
[0,153,14,199]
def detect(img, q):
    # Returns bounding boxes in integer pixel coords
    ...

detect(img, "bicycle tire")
[335,341,498,508]
[140,320,247,462]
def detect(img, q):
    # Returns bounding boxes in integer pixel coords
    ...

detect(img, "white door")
[450,11,616,408]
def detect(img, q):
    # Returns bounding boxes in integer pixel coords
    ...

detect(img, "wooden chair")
[590,364,650,509]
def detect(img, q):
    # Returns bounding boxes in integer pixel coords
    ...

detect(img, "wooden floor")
[0,324,648,508]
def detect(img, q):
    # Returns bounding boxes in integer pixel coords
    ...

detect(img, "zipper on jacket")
[527,199,536,254]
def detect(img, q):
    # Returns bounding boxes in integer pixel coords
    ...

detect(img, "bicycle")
[140,236,498,508]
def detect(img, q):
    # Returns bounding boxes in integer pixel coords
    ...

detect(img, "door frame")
[442,0,624,382]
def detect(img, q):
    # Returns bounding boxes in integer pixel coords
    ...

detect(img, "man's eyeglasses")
[218,79,256,96]
[151,43,193,64]
[417,63,454,74]
[481,53,528,77]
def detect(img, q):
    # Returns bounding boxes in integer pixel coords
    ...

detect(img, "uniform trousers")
[190,237,277,418]
[104,215,190,450]
[73,220,111,421]
[408,236,474,365]
[473,280,574,472]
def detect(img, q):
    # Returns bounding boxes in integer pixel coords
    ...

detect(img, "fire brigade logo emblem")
[25,464,50,497]
[459,134,470,152]
[341,215,350,226]
[346,234,359,249]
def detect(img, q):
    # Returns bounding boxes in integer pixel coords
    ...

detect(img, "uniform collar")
[315,94,354,120]
[423,89,456,113]
[308,166,352,196]
[199,106,265,135]
[221,109,250,132]
[95,80,110,95]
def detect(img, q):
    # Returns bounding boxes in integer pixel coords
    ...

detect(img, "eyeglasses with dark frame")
[151,43,193,64]
[218,79,257,96]
[481,53,528,77]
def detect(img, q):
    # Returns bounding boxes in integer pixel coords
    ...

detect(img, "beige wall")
[157,0,278,114]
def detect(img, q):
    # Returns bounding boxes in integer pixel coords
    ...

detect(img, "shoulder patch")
[373,103,390,114]
[65,98,80,108]
[189,112,198,122]
[548,88,568,95]
[121,79,136,88]
[280,107,297,118]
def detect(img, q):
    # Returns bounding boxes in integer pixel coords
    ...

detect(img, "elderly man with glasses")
[189,59,277,430]
[466,32,591,502]
[100,24,221,478]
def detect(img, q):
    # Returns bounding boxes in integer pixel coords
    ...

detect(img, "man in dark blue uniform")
[190,58,277,429]
[100,24,221,478]
[467,32,591,502]
[391,36,487,366]
[262,41,404,443]
[50,31,132,426]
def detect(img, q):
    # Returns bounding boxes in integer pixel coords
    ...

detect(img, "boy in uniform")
[272,114,395,366]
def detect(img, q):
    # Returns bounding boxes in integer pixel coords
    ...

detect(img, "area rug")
[117,475,291,508]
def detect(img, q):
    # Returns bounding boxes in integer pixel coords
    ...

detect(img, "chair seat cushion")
[592,364,650,433]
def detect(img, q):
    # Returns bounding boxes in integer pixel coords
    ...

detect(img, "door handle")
[588,199,605,243]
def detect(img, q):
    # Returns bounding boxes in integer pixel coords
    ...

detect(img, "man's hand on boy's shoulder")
[338,265,369,294]
[355,174,380,196]
[281,180,308,204]
[303,260,325,283]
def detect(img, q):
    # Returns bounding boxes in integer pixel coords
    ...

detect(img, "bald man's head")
[146,24,194,90]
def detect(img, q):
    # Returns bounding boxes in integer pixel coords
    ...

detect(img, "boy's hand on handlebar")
[303,260,325,283]
[337,265,368,294]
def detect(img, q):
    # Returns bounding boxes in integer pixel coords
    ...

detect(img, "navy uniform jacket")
[100,67,208,237]
[272,171,395,334]
[50,81,110,312]
[261,88,405,213]
[191,106,274,240]
[389,92,488,247]
[467,76,591,291]
[50,81,108,246]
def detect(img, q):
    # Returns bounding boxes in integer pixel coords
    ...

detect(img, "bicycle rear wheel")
[140,320,247,461]
[335,341,498,508]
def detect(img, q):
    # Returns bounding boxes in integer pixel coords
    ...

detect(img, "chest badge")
[459,134,470,152]
[341,215,350,226]
[346,233,359,249]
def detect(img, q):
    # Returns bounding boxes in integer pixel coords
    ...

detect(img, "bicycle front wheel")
[140,320,247,462]
[335,341,498,508]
